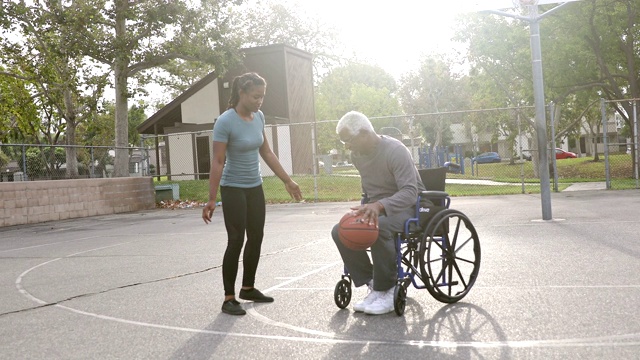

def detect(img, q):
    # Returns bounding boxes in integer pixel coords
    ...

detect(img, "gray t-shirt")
[352,135,427,216]
[212,109,265,188]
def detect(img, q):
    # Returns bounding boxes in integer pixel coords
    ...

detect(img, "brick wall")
[0,177,156,227]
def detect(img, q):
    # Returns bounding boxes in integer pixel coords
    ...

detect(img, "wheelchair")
[333,167,481,316]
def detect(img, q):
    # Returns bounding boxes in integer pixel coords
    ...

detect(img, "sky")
[140,0,579,113]
[290,0,523,79]
[288,0,579,79]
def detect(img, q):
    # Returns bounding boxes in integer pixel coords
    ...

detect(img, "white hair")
[336,111,375,135]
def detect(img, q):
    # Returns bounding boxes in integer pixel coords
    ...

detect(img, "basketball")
[337,212,379,250]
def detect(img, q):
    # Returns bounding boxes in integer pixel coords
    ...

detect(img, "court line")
[12,243,640,349]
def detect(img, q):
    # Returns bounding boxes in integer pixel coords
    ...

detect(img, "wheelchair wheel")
[334,278,352,309]
[419,209,480,304]
[393,283,407,316]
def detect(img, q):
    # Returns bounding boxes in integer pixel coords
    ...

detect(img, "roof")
[137,44,314,135]
[137,71,219,135]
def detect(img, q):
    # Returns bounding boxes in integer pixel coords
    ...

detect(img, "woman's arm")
[202,141,227,223]
[259,131,302,201]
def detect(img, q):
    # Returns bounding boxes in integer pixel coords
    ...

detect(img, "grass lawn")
[154,154,637,203]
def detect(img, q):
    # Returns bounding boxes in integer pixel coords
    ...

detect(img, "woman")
[202,72,302,315]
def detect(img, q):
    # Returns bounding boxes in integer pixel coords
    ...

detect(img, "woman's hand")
[202,201,217,224]
[285,180,303,201]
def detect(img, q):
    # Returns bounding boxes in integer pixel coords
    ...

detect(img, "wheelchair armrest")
[420,190,450,209]
[420,190,449,199]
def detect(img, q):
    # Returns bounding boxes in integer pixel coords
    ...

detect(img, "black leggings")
[220,185,266,296]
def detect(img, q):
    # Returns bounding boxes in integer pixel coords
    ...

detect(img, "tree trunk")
[63,88,79,178]
[113,0,129,178]
[65,123,78,178]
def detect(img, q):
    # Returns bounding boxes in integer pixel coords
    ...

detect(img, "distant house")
[137,44,317,180]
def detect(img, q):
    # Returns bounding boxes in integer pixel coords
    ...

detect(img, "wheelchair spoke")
[451,259,469,289]
[429,236,447,253]
[431,260,448,285]
[451,216,462,249]
[454,256,477,265]
[454,236,474,253]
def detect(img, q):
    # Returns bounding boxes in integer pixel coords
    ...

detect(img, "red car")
[555,148,577,159]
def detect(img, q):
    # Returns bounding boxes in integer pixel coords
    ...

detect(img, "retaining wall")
[0,177,156,227]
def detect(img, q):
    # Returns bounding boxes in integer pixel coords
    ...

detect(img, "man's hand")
[350,201,384,228]
[202,201,217,224]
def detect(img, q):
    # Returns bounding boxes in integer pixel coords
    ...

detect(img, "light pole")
[485,0,576,220]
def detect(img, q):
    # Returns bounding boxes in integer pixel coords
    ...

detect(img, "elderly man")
[331,111,436,315]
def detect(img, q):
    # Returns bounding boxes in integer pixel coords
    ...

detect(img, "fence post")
[311,122,319,202]
[634,100,639,188]
[90,146,94,178]
[21,145,27,180]
[549,102,558,192]
[601,98,611,190]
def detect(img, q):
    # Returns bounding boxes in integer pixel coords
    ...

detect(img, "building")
[137,44,316,180]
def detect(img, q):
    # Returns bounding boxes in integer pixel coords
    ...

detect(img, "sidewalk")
[562,182,607,191]
[447,178,608,191]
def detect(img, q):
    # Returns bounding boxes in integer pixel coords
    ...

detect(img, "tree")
[398,55,470,150]
[314,63,402,155]
[1,1,108,178]
[235,0,342,79]
[94,0,247,176]
[4,0,245,177]
[456,1,640,172]
[149,0,342,104]
[0,67,39,144]
[543,0,640,168]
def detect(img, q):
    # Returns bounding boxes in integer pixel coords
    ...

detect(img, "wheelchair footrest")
[437,281,459,287]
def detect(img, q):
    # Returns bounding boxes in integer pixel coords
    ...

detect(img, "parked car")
[472,152,501,164]
[555,148,577,159]
[513,151,532,161]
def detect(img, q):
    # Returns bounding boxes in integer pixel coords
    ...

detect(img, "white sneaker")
[353,285,380,312]
[364,288,395,315]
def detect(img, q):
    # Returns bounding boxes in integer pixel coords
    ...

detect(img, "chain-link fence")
[0,143,149,181]
[3,102,638,201]
[600,99,639,189]
[138,104,638,203]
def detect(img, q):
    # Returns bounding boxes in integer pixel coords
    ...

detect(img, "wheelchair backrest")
[418,167,447,191]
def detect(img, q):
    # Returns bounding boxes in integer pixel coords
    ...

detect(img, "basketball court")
[1,189,639,359]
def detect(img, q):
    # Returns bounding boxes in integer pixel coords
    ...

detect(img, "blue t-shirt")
[213,109,265,187]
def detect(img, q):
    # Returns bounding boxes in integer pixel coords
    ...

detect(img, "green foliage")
[314,63,402,154]
[399,55,470,148]
[452,0,640,164]
[127,104,146,146]
[1,0,245,177]
[17,147,65,179]
[233,1,341,79]
[0,150,10,169]
[0,68,40,143]
[0,0,108,180]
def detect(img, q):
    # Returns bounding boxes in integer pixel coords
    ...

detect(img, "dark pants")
[220,185,266,296]
[331,206,416,291]
[331,204,445,291]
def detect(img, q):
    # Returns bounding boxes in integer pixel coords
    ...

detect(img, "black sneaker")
[221,299,246,315]
[239,288,274,303]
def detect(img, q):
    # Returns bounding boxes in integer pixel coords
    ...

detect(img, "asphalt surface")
[1,189,639,359]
